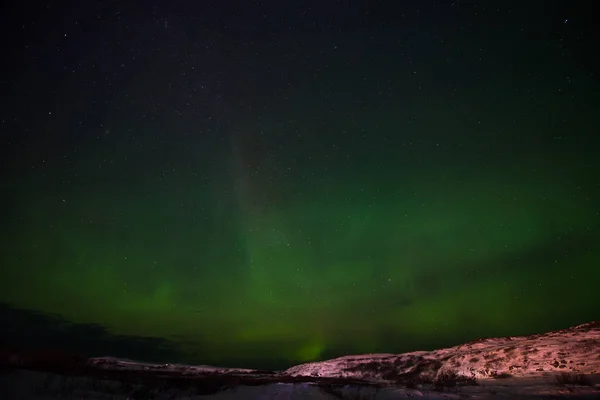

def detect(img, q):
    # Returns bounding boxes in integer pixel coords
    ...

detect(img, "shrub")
[491,371,512,379]
[433,370,477,391]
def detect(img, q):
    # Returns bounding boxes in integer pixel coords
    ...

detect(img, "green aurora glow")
[1,0,598,370]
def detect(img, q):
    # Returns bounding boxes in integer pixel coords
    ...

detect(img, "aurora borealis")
[1,1,598,369]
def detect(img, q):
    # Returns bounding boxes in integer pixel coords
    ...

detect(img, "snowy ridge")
[1,321,599,398]
[285,321,600,383]
[87,357,257,375]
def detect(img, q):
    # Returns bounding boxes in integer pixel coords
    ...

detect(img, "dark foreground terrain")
[1,321,599,399]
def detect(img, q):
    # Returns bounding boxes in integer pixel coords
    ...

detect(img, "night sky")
[1,0,599,370]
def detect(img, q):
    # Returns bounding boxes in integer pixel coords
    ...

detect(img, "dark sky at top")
[1,0,598,369]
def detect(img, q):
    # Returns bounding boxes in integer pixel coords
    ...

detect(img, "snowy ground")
[1,321,599,399]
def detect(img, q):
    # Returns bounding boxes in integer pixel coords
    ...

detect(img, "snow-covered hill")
[286,321,600,383]
[1,321,599,399]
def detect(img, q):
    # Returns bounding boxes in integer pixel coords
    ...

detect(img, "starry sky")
[1,0,598,370]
